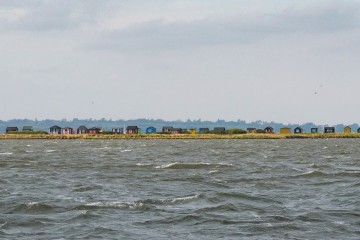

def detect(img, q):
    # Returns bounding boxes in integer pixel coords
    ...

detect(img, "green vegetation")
[225,128,247,134]
[6,131,48,135]
[2,133,360,139]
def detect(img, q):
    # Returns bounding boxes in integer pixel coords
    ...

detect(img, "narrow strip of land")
[1,133,360,139]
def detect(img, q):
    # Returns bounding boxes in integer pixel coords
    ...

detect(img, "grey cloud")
[0,0,121,31]
[92,2,360,52]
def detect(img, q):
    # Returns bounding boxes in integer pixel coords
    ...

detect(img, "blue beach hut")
[146,127,156,134]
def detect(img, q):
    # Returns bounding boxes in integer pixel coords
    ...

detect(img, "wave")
[121,149,132,152]
[0,222,7,228]
[298,170,326,177]
[1,219,49,229]
[195,203,238,213]
[67,210,98,221]
[72,185,102,192]
[140,214,258,226]
[136,163,155,167]
[0,152,12,155]
[45,150,57,153]
[75,201,147,211]
[0,163,8,168]
[75,194,201,211]
[155,162,233,169]
[214,192,281,204]
[294,170,360,178]
[141,194,201,205]
[140,214,205,225]
[7,202,58,214]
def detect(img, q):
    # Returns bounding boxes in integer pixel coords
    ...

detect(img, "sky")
[1,0,359,125]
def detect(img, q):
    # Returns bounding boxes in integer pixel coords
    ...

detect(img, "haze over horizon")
[1,0,359,125]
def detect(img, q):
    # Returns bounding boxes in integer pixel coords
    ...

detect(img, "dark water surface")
[0,139,359,239]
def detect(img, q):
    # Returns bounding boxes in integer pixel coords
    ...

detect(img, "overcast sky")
[1,0,359,124]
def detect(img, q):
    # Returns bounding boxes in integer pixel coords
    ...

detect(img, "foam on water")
[155,162,233,169]
[45,150,57,153]
[0,152,13,155]
[0,139,359,239]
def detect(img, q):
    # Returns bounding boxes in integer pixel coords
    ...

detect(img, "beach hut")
[344,126,351,134]
[77,125,88,134]
[146,127,156,134]
[294,127,303,134]
[214,127,226,134]
[112,128,123,134]
[22,126,33,132]
[127,126,139,134]
[88,127,102,134]
[199,128,209,134]
[264,127,274,134]
[49,125,61,134]
[171,128,183,134]
[311,128,318,133]
[61,127,73,135]
[162,126,173,133]
[189,129,197,134]
[247,128,257,134]
[358,128,360,133]
[324,127,335,133]
[6,127,18,133]
[280,127,291,134]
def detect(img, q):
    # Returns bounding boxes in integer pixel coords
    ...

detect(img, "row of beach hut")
[4,125,360,134]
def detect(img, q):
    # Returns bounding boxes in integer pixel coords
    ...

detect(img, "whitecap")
[0,222,7,228]
[209,170,219,174]
[156,162,233,169]
[170,194,200,203]
[27,201,39,207]
[301,170,315,175]
[45,150,57,153]
[210,149,220,154]
[251,212,261,219]
[0,152,13,155]
[84,201,144,209]
[120,149,132,153]
[136,163,152,166]
[155,162,178,169]
[96,147,110,150]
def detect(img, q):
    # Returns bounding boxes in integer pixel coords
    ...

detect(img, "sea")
[0,139,359,239]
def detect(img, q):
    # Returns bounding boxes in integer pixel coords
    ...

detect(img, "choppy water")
[0,139,359,239]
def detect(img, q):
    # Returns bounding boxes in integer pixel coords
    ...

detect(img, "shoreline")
[1,133,360,140]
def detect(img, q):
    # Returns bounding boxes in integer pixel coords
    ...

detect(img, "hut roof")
[49,125,61,130]
[88,127,101,130]
[77,125,88,130]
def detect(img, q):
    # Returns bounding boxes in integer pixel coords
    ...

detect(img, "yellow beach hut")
[280,128,291,134]
[189,129,197,135]
[344,126,351,134]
